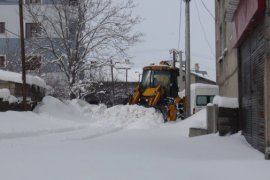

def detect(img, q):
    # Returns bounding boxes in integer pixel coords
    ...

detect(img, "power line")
[200,0,215,21]
[177,0,183,49]
[194,0,215,57]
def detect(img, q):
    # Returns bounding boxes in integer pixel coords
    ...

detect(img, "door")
[239,22,265,152]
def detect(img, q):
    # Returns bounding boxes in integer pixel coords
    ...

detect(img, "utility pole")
[19,0,27,110]
[110,59,115,102]
[170,49,177,68]
[172,49,176,67]
[178,50,184,91]
[184,0,191,117]
[125,68,129,94]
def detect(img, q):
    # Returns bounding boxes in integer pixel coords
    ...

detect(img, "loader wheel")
[168,104,177,121]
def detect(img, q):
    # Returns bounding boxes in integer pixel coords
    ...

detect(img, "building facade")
[216,0,270,157]
[0,0,78,70]
[0,0,81,96]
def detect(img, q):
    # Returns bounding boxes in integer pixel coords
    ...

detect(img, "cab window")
[196,95,215,106]
[141,70,152,88]
[153,70,170,93]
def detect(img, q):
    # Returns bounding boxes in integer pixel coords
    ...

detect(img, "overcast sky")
[129,0,216,81]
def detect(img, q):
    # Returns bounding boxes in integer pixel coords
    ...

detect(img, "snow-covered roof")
[191,83,218,91]
[213,96,239,108]
[0,70,46,88]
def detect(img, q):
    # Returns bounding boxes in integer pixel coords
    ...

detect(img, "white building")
[0,0,78,71]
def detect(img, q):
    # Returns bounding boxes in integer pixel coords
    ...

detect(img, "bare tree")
[24,0,142,99]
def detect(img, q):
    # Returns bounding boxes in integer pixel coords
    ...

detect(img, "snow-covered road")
[0,96,269,180]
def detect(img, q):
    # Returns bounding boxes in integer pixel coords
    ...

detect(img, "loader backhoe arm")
[129,84,142,105]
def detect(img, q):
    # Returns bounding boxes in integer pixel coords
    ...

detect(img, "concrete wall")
[215,0,239,98]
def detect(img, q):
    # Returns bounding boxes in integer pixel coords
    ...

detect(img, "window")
[0,22,5,34]
[153,70,171,93]
[196,95,215,106]
[0,56,6,68]
[25,56,41,70]
[26,23,41,38]
[69,0,78,6]
[25,0,41,4]
[141,69,171,95]
[141,70,152,88]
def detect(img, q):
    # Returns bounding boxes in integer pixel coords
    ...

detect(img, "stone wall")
[0,80,46,111]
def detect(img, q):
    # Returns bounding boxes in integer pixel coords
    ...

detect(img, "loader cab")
[141,66,179,97]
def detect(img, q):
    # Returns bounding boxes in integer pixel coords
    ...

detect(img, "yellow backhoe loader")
[129,61,186,122]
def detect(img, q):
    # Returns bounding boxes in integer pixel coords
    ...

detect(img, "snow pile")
[67,99,107,118]
[96,105,164,129]
[0,96,161,138]
[0,70,46,88]
[34,96,88,122]
[0,95,206,139]
[213,95,239,108]
[0,88,18,103]
[65,98,164,129]
[161,108,207,137]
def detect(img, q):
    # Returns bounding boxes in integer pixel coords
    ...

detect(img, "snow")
[33,97,163,130]
[0,70,46,88]
[0,88,18,103]
[213,95,239,108]
[0,96,269,180]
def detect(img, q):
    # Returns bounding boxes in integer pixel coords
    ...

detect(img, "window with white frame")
[69,0,78,6]
[26,23,41,38]
[25,0,41,4]
[0,55,6,68]
[0,22,5,34]
[25,55,41,70]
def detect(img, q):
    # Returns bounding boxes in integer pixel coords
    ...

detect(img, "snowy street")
[0,97,269,180]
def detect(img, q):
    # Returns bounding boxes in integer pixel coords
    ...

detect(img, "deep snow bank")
[66,98,164,129]
[158,108,207,137]
[35,96,164,129]
[0,96,208,139]
[0,96,164,138]
[95,104,164,129]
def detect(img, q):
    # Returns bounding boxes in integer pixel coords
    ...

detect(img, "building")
[0,0,78,69]
[0,0,81,97]
[215,0,270,157]
[178,70,216,92]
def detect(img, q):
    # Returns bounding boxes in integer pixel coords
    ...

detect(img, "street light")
[115,67,131,94]
[135,71,142,82]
